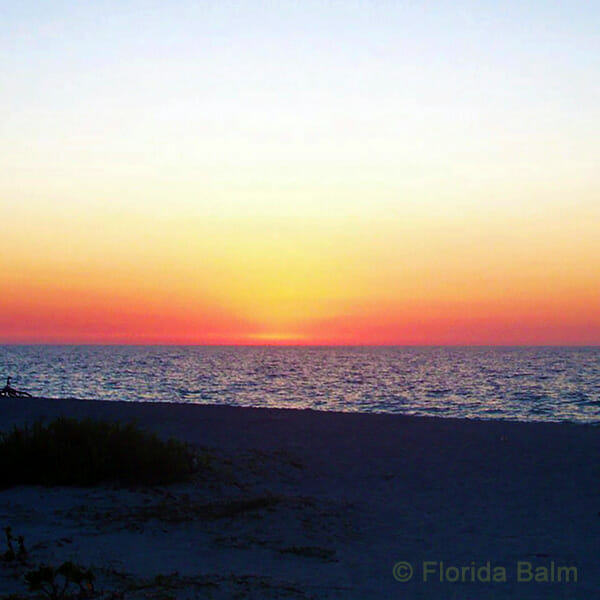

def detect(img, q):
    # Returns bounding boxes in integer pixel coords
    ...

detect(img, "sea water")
[1,345,599,423]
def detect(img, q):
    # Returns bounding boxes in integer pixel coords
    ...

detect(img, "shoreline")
[1,397,598,598]
[3,394,600,426]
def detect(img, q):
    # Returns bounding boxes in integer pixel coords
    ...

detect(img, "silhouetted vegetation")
[25,562,95,600]
[0,418,197,487]
[2,526,28,564]
[2,529,105,599]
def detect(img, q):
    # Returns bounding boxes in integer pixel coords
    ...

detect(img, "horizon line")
[1,342,598,348]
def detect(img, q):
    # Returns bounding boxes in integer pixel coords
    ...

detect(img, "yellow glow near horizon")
[3,195,598,344]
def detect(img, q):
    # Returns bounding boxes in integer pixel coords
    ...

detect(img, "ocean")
[1,345,599,423]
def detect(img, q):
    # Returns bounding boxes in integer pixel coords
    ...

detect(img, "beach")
[0,397,598,599]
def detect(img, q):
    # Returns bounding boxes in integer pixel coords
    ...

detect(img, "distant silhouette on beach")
[0,376,32,398]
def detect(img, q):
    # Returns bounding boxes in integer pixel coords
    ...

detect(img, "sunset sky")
[2,1,599,344]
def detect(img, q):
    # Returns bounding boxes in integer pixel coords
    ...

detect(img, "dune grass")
[0,417,197,487]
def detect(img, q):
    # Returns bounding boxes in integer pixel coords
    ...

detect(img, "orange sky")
[2,2,599,345]
[2,206,599,345]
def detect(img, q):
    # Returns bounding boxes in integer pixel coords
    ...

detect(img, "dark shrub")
[0,418,196,487]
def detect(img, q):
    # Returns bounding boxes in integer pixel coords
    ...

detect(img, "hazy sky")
[2,1,599,344]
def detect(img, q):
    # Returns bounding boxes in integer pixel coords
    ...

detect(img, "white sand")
[0,397,598,599]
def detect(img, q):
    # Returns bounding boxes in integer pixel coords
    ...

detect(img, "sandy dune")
[0,397,598,599]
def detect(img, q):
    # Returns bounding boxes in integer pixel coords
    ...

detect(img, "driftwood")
[0,377,33,398]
